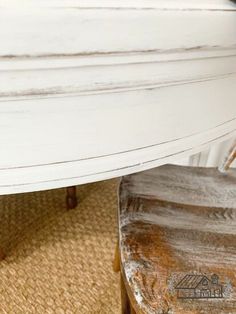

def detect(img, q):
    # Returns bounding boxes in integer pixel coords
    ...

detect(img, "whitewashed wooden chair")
[115,142,236,314]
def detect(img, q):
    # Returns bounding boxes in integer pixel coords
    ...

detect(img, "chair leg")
[113,241,120,272]
[121,274,133,314]
[219,140,236,172]
[130,306,136,314]
[66,186,78,209]
[114,241,136,313]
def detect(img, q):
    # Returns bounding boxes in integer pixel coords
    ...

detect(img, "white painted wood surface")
[0,0,236,194]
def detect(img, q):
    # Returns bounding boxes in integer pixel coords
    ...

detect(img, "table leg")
[0,249,5,261]
[66,186,78,209]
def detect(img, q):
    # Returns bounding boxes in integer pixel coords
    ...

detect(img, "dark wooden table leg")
[0,249,5,261]
[66,186,78,209]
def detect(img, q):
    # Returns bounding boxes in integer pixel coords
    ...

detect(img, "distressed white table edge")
[1,0,236,194]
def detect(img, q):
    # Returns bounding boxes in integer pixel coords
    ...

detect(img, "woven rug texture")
[0,179,120,314]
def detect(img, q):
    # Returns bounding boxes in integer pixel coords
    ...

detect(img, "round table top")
[0,0,236,194]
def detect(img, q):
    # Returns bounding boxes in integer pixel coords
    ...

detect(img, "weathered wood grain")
[119,165,236,313]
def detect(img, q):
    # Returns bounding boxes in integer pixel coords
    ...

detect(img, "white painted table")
[1,0,236,195]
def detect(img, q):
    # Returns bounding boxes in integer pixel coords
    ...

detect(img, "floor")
[0,179,120,314]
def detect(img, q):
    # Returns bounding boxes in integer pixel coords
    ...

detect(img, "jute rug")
[0,179,120,313]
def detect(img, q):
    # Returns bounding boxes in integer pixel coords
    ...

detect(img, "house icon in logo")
[175,274,223,299]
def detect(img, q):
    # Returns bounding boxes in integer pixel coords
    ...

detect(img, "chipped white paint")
[0,0,236,194]
[121,210,236,235]
[123,260,157,314]
[170,237,236,266]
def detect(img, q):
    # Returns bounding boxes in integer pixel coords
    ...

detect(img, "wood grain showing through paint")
[119,165,236,313]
